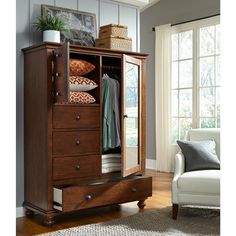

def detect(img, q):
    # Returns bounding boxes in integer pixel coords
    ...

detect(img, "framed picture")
[41,4,97,46]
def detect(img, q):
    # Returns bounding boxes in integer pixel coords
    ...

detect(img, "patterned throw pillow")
[69,92,96,104]
[69,76,98,92]
[70,59,95,76]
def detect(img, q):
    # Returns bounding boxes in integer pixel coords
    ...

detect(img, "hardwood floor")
[16,170,173,236]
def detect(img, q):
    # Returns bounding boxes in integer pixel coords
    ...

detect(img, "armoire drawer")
[53,176,152,212]
[53,130,100,155]
[53,155,101,180]
[53,105,100,129]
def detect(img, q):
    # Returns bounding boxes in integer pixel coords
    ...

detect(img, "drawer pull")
[75,115,80,120]
[53,72,61,77]
[55,92,61,96]
[131,187,137,192]
[86,195,92,201]
[76,140,80,145]
[75,165,80,171]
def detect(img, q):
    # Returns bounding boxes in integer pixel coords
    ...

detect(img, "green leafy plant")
[33,15,67,32]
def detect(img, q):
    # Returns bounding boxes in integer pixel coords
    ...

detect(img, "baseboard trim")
[16,207,25,218]
[146,158,157,170]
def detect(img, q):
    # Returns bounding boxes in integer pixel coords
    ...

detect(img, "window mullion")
[177,33,180,140]
[214,26,217,127]
[193,25,198,128]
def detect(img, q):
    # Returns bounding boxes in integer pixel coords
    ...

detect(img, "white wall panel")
[78,0,98,15]
[78,0,99,35]
[100,1,118,26]
[119,6,137,51]
[30,0,55,44]
[55,0,78,9]
[16,0,30,208]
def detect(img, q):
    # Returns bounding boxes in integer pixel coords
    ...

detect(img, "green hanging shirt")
[102,77,117,151]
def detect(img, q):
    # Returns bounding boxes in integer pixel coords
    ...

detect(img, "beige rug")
[38,207,220,236]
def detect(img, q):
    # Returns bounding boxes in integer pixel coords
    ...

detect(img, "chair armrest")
[173,152,185,181]
[172,152,185,204]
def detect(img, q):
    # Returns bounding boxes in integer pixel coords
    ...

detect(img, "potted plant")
[33,15,67,43]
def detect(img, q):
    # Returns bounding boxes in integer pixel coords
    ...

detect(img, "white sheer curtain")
[155,24,177,172]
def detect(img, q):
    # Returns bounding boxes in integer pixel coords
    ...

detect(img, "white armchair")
[172,128,220,219]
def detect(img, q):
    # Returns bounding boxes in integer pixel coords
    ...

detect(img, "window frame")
[171,16,220,143]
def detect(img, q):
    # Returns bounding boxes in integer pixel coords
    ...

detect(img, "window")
[171,16,220,143]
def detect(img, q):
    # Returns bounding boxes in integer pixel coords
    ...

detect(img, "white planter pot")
[43,30,60,43]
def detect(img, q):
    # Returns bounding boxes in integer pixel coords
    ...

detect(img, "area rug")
[38,207,220,236]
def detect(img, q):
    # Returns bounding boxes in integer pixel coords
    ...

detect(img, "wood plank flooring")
[16,170,173,236]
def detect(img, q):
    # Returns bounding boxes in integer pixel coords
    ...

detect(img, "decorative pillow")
[69,76,98,92]
[70,59,95,76]
[177,139,220,172]
[69,92,96,104]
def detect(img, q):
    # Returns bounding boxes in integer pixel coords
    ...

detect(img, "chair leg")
[172,204,178,220]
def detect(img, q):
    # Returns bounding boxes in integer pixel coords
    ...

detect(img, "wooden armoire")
[23,42,152,225]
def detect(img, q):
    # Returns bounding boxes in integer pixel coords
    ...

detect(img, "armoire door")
[121,55,142,177]
[52,42,69,103]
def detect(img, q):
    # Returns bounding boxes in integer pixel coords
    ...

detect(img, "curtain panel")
[155,24,178,172]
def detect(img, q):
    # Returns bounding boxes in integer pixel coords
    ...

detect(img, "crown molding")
[140,0,160,12]
[108,0,149,7]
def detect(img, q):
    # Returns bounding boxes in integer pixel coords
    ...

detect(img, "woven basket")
[95,36,132,51]
[99,24,128,38]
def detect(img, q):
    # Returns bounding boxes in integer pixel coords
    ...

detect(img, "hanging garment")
[112,79,121,147]
[102,74,121,151]
[102,75,116,151]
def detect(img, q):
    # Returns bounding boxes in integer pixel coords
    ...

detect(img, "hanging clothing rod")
[152,13,220,31]
[102,65,121,70]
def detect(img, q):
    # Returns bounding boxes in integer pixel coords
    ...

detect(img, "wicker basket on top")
[96,24,132,51]
[99,24,128,38]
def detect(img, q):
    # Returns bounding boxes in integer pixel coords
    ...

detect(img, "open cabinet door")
[121,55,142,177]
[52,42,69,103]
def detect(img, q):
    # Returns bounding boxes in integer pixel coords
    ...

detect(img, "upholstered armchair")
[172,128,220,219]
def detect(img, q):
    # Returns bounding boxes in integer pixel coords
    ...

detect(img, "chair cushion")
[177,139,220,172]
[178,170,220,195]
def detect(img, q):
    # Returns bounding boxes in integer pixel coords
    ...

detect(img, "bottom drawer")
[53,176,152,212]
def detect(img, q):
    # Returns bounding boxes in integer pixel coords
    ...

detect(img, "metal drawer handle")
[86,195,92,201]
[52,51,61,59]
[131,187,137,192]
[75,165,80,171]
[53,72,61,77]
[76,140,80,145]
[75,115,80,120]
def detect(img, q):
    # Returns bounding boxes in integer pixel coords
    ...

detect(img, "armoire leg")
[137,199,146,209]
[172,204,179,220]
[43,215,55,226]
[25,208,34,216]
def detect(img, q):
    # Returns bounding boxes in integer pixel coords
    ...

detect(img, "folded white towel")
[102,153,121,159]
[102,159,121,164]
[102,166,121,173]
[102,162,121,168]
